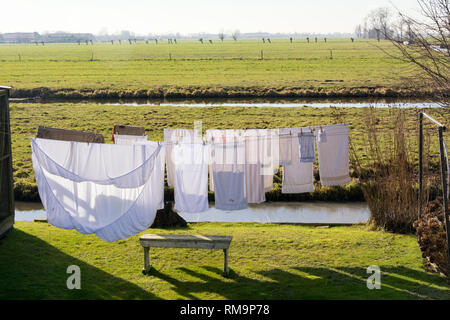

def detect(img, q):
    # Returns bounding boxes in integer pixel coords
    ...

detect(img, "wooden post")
[0,87,14,238]
[438,126,450,267]
[260,50,263,60]
[223,248,229,276]
[143,246,151,274]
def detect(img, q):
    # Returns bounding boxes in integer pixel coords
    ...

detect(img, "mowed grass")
[0,222,449,299]
[0,39,417,92]
[10,102,450,201]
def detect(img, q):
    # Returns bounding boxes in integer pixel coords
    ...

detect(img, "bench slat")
[139,234,232,249]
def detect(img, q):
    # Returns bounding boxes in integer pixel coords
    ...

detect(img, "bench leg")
[223,249,229,277]
[142,247,152,274]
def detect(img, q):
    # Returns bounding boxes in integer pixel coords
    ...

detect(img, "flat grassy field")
[10,102,450,201]
[0,39,420,97]
[1,222,448,299]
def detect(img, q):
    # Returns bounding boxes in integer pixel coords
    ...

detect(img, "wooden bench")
[139,234,233,276]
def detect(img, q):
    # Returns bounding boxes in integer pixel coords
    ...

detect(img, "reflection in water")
[82,101,441,108]
[179,202,369,224]
[18,97,443,108]
[15,201,369,224]
[15,201,45,211]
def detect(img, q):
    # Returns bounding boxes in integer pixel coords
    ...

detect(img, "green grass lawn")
[0,222,448,299]
[0,39,419,96]
[10,102,450,201]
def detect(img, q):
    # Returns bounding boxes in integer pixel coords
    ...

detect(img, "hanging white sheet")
[164,128,200,188]
[207,129,277,194]
[211,134,247,210]
[268,128,280,174]
[280,128,315,194]
[173,142,210,213]
[114,138,165,210]
[206,129,242,193]
[245,129,266,203]
[31,137,162,242]
[279,131,293,166]
[298,129,315,163]
[316,124,351,186]
[205,129,222,192]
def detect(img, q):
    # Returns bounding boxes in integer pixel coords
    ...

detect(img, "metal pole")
[423,112,445,128]
[438,126,450,268]
[419,113,423,216]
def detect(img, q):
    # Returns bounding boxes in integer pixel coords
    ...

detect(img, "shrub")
[414,197,449,276]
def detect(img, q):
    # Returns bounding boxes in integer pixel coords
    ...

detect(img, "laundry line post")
[438,125,450,268]
[418,112,449,269]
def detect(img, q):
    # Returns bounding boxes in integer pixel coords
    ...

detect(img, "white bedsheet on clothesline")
[31,137,162,242]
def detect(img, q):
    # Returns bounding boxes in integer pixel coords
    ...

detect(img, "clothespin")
[300,128,303,136]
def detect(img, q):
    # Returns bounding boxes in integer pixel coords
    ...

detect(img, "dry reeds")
[344,107,419,233]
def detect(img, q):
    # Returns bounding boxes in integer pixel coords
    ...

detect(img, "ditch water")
[18,97,444,108]
[15,201,370,225]
[15,96,429,225]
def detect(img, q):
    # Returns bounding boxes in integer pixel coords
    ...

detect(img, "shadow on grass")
[0,228,160,300]
[292,266,450,300]
[148,264,449,300]
[2,228,449,300]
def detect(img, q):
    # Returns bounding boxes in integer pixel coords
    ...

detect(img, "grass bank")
[9,86,439,100]
[0,39,429,99]
[10,103,449,202]
[0,222,448,299]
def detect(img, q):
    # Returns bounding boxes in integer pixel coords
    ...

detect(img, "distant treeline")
[0,30,355,44]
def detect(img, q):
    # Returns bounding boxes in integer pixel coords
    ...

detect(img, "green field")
[0,39,421,98]
[10,102,450,201]
[3,37,450,301]
[1,222,449,300]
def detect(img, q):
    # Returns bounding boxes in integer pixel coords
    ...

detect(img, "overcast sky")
[1,0,421,35]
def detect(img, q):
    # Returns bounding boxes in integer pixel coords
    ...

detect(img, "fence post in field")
[260,50,263,60]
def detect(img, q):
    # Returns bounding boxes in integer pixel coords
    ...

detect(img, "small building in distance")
[0,32,41,43]
[0,32,95,44]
